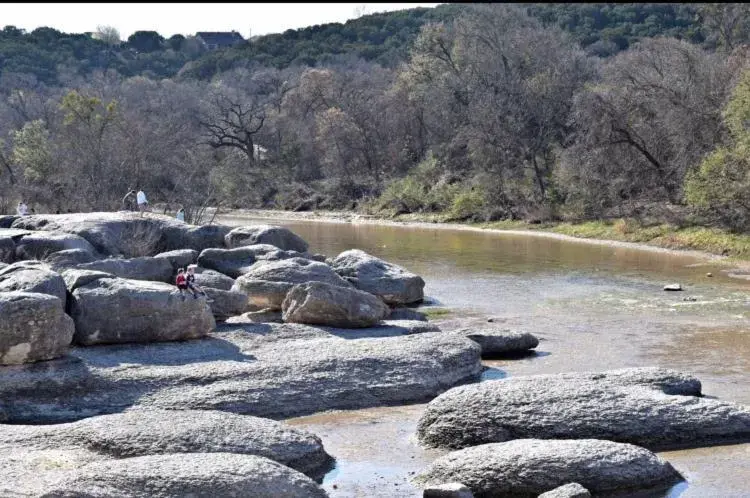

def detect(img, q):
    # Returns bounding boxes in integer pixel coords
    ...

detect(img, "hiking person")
[176,207,185,222]
[136,189,149,215]
[122,190,137,211]
[16,201,29,216]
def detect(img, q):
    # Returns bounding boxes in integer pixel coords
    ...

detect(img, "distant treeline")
[1,3,750,231]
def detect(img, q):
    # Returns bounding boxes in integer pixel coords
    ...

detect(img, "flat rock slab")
[417,367,750,451]
[415,439,682,498]
[39,453,328,498]
[0,409,332,480]
[0,261,67,306]
[0,326,481,424]
[450,328,539,356]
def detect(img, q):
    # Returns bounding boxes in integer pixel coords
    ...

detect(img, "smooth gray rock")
[11,212,230,257]
[153,249,199,271]
[0,326,481,423]
[76,256,174,283]
[0,409,332,480]
[417,367,750,451]
[0,292,74,365]
[198,244,311,279]
[233,257,353,310]
[225,309,284,324]
[0,235,14,263]
[538,483,591,498]
[193,267,236,290]
[40,453,328,498]
[664,283,682,291]
[389,307,428,321]
[424,482,474,498]
[15,231,97,261]
[61,269,113,292]
[331,249,425,304]
[415,439,682,498]
[69,277,216,345]
[225,225,309,252]
[451,328,539,356]
[282,281,389,328]
[44,248,97,269]
[0,261,67,306]
[204,287,249,322]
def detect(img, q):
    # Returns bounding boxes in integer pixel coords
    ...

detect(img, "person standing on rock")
[122,190,137,211]
[136,189,149,216]
[16,201,29,216]
[176,207,185,222]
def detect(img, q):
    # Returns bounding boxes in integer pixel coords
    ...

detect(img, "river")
[219,214,750,498]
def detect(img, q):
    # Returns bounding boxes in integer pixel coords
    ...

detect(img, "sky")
[2,3,443,39]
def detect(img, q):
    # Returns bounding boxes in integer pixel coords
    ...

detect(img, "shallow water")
[220,215,750,497]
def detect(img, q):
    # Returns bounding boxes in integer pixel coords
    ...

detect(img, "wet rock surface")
[37,453,329,498]
[0,325,481,424]
[417,367,750,451]
[232,257,353,310]
[282,281,390,328]
[331,249,425,304]
[0,409,332,480]
[0,292,74,365]
[415,439,682,497]
[69,276,215,345]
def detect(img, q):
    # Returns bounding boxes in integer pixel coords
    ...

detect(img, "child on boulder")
[175,268,193,301]
[185,265,209,300]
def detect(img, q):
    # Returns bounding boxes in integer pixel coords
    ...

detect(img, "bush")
[447,187,486,221]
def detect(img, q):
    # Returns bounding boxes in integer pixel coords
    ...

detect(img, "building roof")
[195,31,244,47]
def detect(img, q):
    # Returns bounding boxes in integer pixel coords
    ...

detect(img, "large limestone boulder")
[14,231,97,261]
[225,224,309,252]
[77,256,175,283]
[415,439,682,497]
[331,249,425,304]
[417,367,750,451]
[44,248,97,269]
[40,453,329,498]
[11,212,230,257]
[0,409,332,480]
[233,257,354,310]
[0,235,15,263]
[69,276,216,345]
[0,327,481,423]
[61,268,113,292]
[0,261,67,306]
[198,244,310,279]
[204,287,250,321]
[193,267,235,290]
[0,292,74,365]
[153,249,199,271]
[282,281,389,328]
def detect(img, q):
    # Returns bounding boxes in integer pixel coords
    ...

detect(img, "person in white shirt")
[136,190,149,215]
[16,201,29,216]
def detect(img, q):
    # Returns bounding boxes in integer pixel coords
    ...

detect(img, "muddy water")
[220,215,750,497]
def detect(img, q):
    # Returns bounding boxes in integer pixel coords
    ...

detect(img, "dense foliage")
[1,3,749,231]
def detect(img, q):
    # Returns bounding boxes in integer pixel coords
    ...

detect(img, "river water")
[220,214,750,498]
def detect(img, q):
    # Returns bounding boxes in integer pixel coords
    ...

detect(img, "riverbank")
[218,208,750,268]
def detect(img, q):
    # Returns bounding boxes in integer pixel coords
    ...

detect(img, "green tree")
[685,69,750,229]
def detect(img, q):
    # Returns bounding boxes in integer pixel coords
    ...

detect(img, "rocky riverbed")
[1,211,749,497]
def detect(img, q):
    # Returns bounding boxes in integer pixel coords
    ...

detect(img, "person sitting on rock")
[175,268,191,301]
[185,265,209,300]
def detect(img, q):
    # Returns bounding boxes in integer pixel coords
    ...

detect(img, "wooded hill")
[1,3,705,84]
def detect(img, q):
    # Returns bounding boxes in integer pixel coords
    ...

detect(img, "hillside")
[0,3,705,85]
